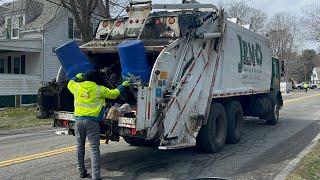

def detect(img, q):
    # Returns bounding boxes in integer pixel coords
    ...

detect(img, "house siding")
[43,9,71,82]
[0,74,41,95]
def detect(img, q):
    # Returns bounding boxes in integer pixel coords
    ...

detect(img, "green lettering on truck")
[237,34,263,73]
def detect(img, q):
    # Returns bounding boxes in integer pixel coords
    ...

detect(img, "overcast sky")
[0,0,318,49]
[0,0,313,16]
[154,0,311,16]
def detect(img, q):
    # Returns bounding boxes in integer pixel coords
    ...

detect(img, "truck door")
[271,57,280,91]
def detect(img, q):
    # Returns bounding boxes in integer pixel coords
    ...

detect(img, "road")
[1,92,320,180]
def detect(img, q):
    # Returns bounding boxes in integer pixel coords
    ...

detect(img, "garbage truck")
[37,1,283,153]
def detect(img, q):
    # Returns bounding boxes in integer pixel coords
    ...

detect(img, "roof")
[0,0,61,31]
[24,0,60,30]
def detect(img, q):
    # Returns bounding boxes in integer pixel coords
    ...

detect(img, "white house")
[311,67,320,84]
[0,0,94,107]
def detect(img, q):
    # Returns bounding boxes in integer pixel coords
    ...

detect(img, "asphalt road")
[1,92,320,180]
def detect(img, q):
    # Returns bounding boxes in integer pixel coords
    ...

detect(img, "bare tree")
[266,13,300,81]
[303,2,320,42]
[225,2,267,32]
[266,13,298,59]
[52,0,127,42]
[57,0,99,43]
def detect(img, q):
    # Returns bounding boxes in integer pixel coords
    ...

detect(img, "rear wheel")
[225,101,244,144]
[123,136,159,147]
[196,103,227,153]
[265,102,279,125]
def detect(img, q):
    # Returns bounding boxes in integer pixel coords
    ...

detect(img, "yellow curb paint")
[0,140,105,168]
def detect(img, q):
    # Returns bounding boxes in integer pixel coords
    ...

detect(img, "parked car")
[309,83,317,89]
[295,82,305,89]
[296,82,317,89]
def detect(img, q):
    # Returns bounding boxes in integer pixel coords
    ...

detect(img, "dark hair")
[83,70,98,83]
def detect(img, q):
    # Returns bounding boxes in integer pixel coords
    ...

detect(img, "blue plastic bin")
[55,40,94,79]
[117,40,150,83]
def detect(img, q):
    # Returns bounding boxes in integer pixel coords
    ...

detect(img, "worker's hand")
[122,81,131,87]
[75,73,84,82]
[117,81,131,94]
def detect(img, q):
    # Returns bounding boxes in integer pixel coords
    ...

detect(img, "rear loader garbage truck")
[37,1,283,153]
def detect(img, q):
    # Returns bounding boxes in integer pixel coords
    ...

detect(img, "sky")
[155,0,312,16]
[0,0,313,15]
[0,0,318,49]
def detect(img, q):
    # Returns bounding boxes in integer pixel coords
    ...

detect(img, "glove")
[117,81,130,94]
[122,81,131,87]
[71,73,84,82]
[76,73,84,80]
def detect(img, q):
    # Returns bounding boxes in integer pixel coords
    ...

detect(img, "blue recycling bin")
[55,40,94,79]
[117,40,150,83]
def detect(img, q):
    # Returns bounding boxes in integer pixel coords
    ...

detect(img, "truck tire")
[225,101,244,144]
[265,102,279,125]
[123,137,159,147]
[196,103,227,153]
[261,93,279,125]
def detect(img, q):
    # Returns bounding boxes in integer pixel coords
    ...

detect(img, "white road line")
[274,122,320,180]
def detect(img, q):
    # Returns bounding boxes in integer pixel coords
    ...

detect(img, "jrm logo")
[237,35,263,73]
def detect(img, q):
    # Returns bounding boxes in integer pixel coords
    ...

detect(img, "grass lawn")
[0,106,52,131]
[286,140,320,180]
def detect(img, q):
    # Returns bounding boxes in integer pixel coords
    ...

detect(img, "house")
[311,67,320,84]
[0,0,95,108]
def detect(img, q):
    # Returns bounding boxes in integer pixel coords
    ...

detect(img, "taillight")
[115,21,122,27]
[62,120,68,126]
[102,21,108,28]
[168,17,175,24]
[155,19,161,25]
[131,128,137,136]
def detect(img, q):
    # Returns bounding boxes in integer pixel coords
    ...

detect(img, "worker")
[303,82,308,93]
[68,71,130,180]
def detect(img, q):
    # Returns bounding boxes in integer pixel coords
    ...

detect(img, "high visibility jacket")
[67,80,120,119]
[303,83,308,89]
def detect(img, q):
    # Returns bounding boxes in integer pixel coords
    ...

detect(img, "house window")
[5,16,24,39]
[14,57,21,74]
[0,58,4,73]
[12,56,26,74]
[21,55,25,74]
[6,18,11,39]
[12,16,23,39]
[7,56,11,73]
[68,18,74,39]
[68,18,81,39]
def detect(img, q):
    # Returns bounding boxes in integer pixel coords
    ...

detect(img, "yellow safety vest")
[303,83,308,89]
[67,80,120,117]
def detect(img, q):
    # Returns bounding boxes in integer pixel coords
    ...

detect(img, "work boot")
[80,170,90,178]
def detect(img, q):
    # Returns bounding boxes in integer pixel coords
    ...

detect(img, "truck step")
[158,143,195,150]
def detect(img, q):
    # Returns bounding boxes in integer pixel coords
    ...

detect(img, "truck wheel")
[123,137,159,147]
[265,102,279,125]
[225,101,244,144]
[196,103,227,153]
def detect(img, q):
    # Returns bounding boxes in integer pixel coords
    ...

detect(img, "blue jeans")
[75,120,100,180]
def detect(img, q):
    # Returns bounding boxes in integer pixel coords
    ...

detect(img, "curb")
[274,123,320,180]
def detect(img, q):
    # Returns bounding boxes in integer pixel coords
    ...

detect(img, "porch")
[0,38,43,107]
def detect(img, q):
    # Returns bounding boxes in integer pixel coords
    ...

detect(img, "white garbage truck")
[37,1,283,153]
